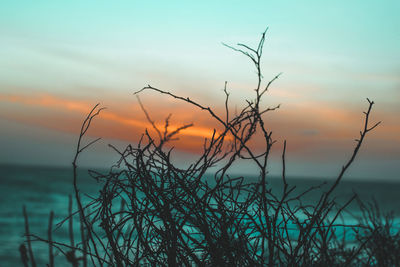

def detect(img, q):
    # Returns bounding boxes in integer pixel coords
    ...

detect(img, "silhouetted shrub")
[21,29,399,267]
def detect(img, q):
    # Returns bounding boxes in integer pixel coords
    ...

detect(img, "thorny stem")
[72,103,105,267]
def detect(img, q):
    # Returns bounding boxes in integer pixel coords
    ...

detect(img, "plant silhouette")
[21,29,400,267]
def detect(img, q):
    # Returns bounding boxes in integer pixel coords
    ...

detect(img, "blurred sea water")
[0,164,399,265]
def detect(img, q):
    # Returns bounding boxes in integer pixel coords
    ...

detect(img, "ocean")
[1,164,399,265]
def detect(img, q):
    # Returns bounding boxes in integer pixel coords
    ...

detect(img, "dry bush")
[21,29,397,267]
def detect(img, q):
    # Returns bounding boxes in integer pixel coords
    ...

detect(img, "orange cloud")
[0,94,90,113]
[0,93,216,143]
[0,92,397,157]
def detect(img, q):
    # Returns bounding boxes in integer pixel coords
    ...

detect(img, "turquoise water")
[1,164,399,265]
[0,164,101,266]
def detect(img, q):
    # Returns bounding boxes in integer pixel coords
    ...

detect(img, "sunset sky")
[1,1,399,179]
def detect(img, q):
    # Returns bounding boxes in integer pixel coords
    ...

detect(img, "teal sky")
[1,1,399,179]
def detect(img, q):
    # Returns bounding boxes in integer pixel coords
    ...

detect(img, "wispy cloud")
[0,93,215,144]
[1,92,398,156]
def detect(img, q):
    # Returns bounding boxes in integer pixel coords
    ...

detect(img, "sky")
[0,1,399,180]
